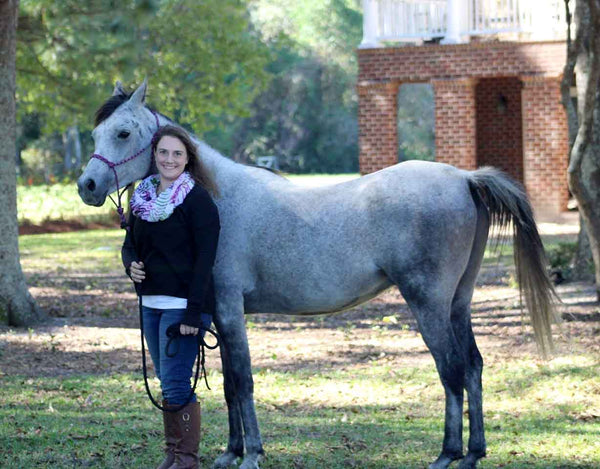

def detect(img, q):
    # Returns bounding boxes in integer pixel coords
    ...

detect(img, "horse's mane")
[94,92,131,127]
[94,89,286,178]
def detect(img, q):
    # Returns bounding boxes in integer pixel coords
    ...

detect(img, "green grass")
[483,237,576,267]
[1,357,598,468]
[7,225,598,468]
[17,183,115,225]
[19,229,123,274]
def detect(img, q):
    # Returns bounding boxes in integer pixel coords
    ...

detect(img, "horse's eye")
[118,131,130,139]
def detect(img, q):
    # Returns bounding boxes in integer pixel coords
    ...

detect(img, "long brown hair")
[151,125,219,198]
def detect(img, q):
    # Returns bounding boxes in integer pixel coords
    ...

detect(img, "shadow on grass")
[0,333,434,377]
[1,372,598,468]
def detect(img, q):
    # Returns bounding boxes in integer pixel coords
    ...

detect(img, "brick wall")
[521,76,569,215]
[433,78,477,170]
[358,41,566,83]
[358,81,399,174]
[476,77,524,182]
[356,40,569,216]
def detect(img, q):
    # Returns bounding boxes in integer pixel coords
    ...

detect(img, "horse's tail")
[468,167,558,357]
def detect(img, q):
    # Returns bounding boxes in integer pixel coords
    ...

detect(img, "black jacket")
[121,184,220,327]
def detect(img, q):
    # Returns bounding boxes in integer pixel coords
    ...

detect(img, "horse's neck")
[195,139,245,191]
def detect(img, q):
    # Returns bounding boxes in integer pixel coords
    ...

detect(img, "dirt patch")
[1,278,599,379]
[3,218,599,377]
[19,219,119,235]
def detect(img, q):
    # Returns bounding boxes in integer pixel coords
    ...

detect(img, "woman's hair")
[151,125,219,198]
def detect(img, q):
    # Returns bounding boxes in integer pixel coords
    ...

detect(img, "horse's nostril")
[86,178,96,192]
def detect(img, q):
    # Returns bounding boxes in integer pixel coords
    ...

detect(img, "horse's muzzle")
[77,175,107,206]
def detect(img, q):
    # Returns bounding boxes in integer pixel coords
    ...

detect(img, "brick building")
[357,0,570,217]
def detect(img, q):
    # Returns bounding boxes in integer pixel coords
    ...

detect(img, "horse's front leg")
[212,292,263,469]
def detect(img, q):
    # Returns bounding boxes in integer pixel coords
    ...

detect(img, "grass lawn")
[0,227,598,468]
[1,354,598,468]
[17,183,115,225]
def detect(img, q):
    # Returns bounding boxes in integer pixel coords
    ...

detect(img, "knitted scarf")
[130,171,195,222]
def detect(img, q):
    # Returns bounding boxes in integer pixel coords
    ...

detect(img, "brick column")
[432,78,477,170]
[357,81,399,174]
[521,75,569,217]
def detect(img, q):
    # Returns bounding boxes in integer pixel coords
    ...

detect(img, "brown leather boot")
[168,401,201,469]
[157,400,178,469]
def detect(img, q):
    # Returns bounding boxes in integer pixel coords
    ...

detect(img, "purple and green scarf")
[130,171,195,222]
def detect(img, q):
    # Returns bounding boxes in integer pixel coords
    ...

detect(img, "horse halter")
[90,109,161,229]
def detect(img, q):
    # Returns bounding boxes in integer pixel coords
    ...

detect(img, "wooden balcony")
[360,0,569,48]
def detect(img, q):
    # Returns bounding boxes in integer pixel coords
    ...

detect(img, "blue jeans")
[142,306,212,406]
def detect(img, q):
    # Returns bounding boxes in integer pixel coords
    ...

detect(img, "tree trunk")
[72,125,82,169]
[0,0,42,325]
[63,129,73,172]
[572,214,594,280]
[562,16,594,282]
[562,0,600,301]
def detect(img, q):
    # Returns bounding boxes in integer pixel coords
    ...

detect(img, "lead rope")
[138,296,220,413]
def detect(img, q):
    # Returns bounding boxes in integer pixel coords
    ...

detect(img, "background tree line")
[16,0,435,180]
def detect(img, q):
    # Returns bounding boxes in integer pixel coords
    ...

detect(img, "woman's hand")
[180,324,199,336]
[129,261,145,283]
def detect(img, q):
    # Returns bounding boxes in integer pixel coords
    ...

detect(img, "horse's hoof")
[211,451,239,468]
[428,451,463,469]
[457,460,475,469]
[239,462,258,469]
[457,451,484,469]
[239,453,262,469]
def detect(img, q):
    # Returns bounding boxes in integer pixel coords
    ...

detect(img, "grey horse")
[78,81,557,469]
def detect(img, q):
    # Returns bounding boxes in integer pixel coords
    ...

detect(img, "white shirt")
[141,295,188,310]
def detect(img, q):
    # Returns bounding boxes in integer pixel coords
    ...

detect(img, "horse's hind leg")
[395,275,467,469]
[451,202,489,469]
[451,307,485,469]
[418,302,467,469]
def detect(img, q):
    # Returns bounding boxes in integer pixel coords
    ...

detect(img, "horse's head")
[77,80,158,206]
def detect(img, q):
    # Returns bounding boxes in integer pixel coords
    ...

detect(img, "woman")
[121,125,220,469]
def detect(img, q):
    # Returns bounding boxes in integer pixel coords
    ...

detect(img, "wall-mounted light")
[497,93,508,114]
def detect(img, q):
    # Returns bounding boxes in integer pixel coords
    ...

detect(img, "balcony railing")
[376,0,447,41]
[360,0,569,48]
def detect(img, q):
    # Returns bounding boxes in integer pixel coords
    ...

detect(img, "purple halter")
[91,109,161,229]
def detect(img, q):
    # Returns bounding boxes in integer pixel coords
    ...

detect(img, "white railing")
[360,0,569,48]
[378,0,447,41]
[469,0,530,34]
[467,0,567,37]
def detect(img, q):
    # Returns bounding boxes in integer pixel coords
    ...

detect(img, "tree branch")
[25,43,63,86]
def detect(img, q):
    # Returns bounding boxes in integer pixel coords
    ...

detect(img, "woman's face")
[154,135,189,185]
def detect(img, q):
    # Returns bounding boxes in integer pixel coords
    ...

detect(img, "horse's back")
[227,160,482,315]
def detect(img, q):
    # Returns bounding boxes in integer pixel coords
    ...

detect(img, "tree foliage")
[17,0,270,132]
[16,0,434,174]
[397,84,435,162]
[251,0,361,69]
[203,0,363,172]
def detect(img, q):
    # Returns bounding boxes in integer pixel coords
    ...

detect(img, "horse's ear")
[129,79,148,106]
[112,81,125,96]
